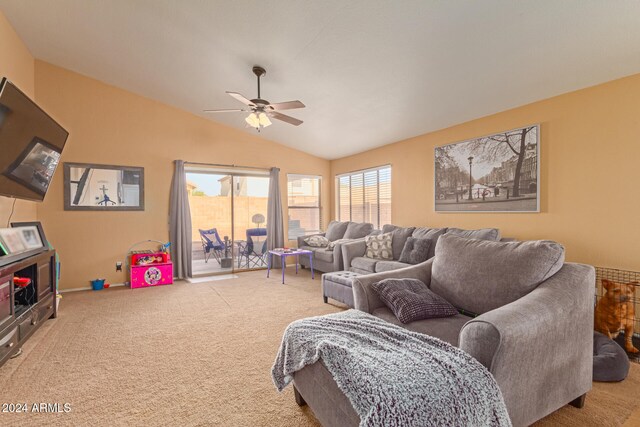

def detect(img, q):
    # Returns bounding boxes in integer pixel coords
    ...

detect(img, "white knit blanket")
[272,310,512,427]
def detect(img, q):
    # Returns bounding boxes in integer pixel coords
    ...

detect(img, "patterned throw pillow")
[365,232,393,260]
[371,278,458,324]
[304,235,330,247]
[398,237,432,264]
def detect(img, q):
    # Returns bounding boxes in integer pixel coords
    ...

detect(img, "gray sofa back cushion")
[431,234,565,315]
[445,227,501,241]
[325,221,349,241]
[382,224,416,260]
[344,222,374,239]
[411,227,447,259]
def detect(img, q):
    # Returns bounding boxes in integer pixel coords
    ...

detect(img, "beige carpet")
[0,270,638,426]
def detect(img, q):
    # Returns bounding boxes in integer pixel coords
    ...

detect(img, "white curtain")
[267,167,284,251]
[169,160,192,278]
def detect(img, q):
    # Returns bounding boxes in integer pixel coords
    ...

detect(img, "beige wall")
[0,11,37,224]
[331,73,640,271]
[34,61,331,290]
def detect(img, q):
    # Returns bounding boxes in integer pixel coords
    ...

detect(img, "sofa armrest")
[353,259,434,314]
[458,263,594,426]
[341,240,367,270]
[296,233,326,248]
[326,238,367,271]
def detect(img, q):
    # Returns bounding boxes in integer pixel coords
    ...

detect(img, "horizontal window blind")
[287,175,322,239]
[336,165,391,229]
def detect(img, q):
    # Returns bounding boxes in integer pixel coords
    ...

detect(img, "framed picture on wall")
[11,221,50,248]
[63,163,145,211]
[434,124,539,213]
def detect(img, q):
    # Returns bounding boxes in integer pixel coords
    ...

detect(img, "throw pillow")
[325,221,349,241]
[382,224,416,260]
[304,235,329,247]
[398,237,432,264]
[411,227,448,259]
[372,278,458,324]
[364,232,393,260]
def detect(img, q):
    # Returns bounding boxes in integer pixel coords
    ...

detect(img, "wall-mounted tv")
[0,78,68,201]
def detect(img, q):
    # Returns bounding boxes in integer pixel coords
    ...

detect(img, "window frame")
[287,174,323,240]
[335,165,391,229]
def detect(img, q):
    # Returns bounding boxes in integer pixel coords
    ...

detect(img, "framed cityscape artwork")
[434,124,539,212]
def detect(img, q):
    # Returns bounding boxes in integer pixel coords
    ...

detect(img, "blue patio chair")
[199,228,227,265]
[237,228,267,269]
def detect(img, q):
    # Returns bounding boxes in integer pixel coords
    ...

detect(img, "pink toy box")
[130,251,173,289]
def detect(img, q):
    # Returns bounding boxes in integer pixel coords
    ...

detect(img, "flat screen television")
[0,78,68,201]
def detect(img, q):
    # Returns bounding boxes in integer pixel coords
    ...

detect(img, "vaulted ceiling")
[2,1,640,159]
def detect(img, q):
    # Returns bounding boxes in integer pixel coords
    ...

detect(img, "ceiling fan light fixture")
[258,112,272,127]
[245,112,260,128]
[205,65,304,129]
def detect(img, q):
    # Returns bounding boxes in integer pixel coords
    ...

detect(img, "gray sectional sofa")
[342,224,501,274]
[292,234,595,427]
[297,221,374,273]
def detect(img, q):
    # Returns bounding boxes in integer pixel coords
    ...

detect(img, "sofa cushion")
[325,221,349,242]
[374,260,411,273]
[364,232,393,260]
[398,237,432,265]
[372,307,471,346]
[382,224,416,260]
[431,234,565,315]
[343,222,374,239]
[323,270,362,287]
[304,235,330,247]
[372,278,458,323]
[350,256,378,273]
[412,227,447,259]
[445,227,501,241]
[308,247,334,263]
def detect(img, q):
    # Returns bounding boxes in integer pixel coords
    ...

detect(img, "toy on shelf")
[126,240,173,289]
[13,276,31,288]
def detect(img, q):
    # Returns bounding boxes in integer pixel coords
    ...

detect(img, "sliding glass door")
[232,175,269,271]
[186,167,269,276]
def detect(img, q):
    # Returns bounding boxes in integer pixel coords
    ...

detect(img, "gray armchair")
[351,237,594,427]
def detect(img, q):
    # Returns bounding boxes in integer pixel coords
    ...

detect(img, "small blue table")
[267,249,314,284]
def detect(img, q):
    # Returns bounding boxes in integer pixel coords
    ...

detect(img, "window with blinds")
[287,175,322,239]
[336,166,391,229]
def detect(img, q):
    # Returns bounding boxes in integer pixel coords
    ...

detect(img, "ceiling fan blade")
[267,100,306,111]
[226,91,255,106]
[270,111,303,126]
[203,108,247,113]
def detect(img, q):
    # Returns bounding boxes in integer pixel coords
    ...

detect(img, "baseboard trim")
[59,283,127,293]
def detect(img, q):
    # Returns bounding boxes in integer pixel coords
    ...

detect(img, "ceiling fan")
[204,65,305,130]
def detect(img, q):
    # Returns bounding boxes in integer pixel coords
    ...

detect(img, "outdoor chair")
[199,228,227,265]
[237,228,268,269]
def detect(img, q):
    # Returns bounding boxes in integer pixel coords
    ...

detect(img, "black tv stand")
[0,249,57,367]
